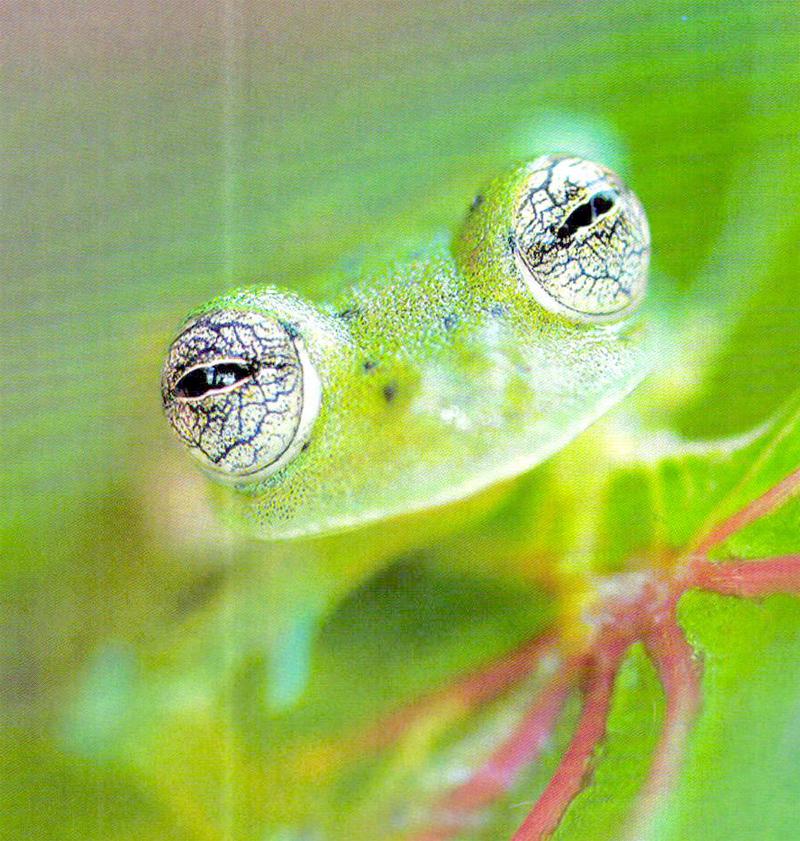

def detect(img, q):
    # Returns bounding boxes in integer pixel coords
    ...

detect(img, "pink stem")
[365,633,558,751]
[696,466,800,556]
[410,664,577,841]
[626,604,701,837]
[511,640,627,841]
[692,555,800,597]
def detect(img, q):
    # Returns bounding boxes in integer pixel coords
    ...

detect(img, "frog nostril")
[556,190,618,240]
[174,361,255,400]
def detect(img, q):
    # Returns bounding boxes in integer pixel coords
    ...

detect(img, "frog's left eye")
[512,155,650,321]
[161,309,321,485]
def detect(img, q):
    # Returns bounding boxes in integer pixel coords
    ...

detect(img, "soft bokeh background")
[3,1,800,839]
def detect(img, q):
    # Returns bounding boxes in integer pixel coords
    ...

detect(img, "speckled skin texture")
[162,155,652,542]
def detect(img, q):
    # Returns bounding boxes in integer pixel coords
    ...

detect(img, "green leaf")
[5,2,800,840]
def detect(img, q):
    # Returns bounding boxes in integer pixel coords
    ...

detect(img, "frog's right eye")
[511,155,650,321]
[161,309,321,485]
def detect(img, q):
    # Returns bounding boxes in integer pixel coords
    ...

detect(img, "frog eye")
[161,309,321,484]
[513,155,650,321]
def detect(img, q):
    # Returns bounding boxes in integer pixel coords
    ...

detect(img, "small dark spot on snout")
[383,382,398,403]
[470,193,484,211]
[363,359,378,372]
[337,307,362,321]
[443,313,459,331]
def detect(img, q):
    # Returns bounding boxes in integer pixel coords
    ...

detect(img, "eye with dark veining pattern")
[161,310,321,484]
[513,155,650,321]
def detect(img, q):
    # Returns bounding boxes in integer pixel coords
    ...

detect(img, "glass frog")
[161,154,656,700]
[160,150,654,703]
[160,152,660,833]
[159,152,800,839]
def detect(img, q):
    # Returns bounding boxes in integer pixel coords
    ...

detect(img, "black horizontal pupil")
[175,362,253,399]
[591,191,615,216]
[556,190,617,239]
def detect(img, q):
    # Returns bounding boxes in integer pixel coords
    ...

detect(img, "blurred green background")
[2,1,800,839]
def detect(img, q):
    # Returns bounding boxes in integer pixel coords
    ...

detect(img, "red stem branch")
[625,603,701,837]
[692,555,800,597]
[411,662,577,841]
[364,632,558,752]
[696,465,800,556]
[511,639,627,841]
[400,466,800,840]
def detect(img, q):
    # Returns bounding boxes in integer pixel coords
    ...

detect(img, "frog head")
[161,155,651,540]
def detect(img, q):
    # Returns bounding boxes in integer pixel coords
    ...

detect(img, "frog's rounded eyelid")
[513,249,637,324]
